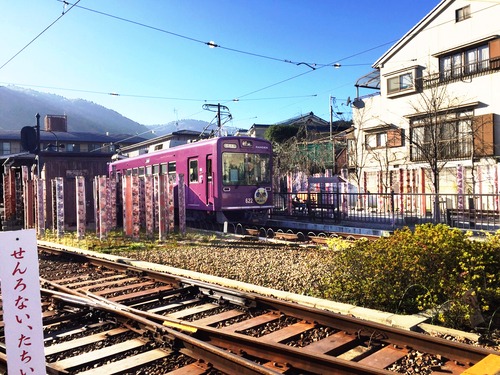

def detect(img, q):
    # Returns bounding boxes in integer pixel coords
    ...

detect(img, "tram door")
[206,155,213,206]
[187,158,201,207]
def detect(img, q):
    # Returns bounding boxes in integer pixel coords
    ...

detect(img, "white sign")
[0,229,45,374]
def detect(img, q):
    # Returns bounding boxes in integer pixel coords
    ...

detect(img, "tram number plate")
[245,198,253,203]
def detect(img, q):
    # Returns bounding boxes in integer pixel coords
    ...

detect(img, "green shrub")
[315,224,500,330]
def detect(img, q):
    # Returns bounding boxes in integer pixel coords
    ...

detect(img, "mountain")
[147,119,213,136]
[0,86,149,135]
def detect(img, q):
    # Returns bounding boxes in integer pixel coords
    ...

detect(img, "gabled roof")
[373,0,450,68]
[0,129,146,144]
[248,112,331,134]
[275,112,329,127]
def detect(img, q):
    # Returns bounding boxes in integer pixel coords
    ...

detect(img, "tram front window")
[222,153,270,185]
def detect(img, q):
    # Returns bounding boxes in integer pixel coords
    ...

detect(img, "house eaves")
[404,101,480,119]
[372,0,451,68]
[363,124,398,133]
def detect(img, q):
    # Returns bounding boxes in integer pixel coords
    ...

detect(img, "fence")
[272,191,500,231]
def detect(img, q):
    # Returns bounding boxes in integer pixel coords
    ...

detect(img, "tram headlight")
[254,187,268,205]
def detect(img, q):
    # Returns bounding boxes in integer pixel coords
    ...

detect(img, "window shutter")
[387,128,402,147]
[473,113,494,156]
[489,38,500,70]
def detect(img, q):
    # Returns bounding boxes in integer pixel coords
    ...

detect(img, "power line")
[0,0,81,72]
[0,81,317,103]
[59,1,377,70]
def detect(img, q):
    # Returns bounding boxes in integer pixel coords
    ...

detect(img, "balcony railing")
[423,58,498,87]
[410,139,472,162]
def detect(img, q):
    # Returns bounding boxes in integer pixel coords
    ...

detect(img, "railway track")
[212,221,382,244]
[1,244,497,374]
[242,227,381,243]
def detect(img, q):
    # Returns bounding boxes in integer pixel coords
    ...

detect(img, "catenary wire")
[0,0,81,72]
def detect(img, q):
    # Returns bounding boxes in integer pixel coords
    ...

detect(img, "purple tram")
[109,136,273,224]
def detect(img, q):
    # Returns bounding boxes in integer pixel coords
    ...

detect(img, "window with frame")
[455,5,470,22]
[410,110,473,161]
[1,142,11,155]
[206,158,212,182]
[440,43,490,80]
[160,163,167,175]
[365,132,387,149]
[387,72,413,95]
[168,162,176,178]
[189,159,198,183]
[88,143,102,152]
[66,143,79,152]
[222,152,271,185]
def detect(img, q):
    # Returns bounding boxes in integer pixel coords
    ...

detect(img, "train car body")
[109,136,273,224]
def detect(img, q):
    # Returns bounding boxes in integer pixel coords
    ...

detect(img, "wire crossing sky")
[0,0,439,127]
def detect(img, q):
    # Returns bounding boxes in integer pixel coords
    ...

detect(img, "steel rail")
[43,279,393,375]
[40,285,283,375]
[37,244,497,374]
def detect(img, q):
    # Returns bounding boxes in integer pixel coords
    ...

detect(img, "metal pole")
[35,113,41,178]
[329,97,335,174]
[217,103,221,135]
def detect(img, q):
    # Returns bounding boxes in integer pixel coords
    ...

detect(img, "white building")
[351,0,499,205]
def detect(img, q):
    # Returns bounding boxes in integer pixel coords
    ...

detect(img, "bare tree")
[407,77,482,219]
[347,105,373,193]
[269,125,337,177]
[368,137,405,194]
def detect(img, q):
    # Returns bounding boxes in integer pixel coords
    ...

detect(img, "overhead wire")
[4,1,401,124]
[0,81,317,103]
[8,0,391,101]
[0,0,81,71]
[58,1,386,71]
[58,1,323,69]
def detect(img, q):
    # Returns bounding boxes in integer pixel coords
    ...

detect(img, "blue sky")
[1,0,439,129]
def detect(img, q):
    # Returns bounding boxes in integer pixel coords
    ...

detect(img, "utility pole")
[329,96,336,174]
[35,113,41,178]
[217,103,221,135]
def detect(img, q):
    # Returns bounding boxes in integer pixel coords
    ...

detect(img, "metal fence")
[272,191,500,231]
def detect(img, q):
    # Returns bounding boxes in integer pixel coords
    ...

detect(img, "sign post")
[0,229,45,374]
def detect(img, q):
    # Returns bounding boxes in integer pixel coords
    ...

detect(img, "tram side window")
[138,167,145,176]
[160,163,167,175]
[189,159,198,183]
[207,158,212,182]
[168,162,176,178]
[152,165,160,175]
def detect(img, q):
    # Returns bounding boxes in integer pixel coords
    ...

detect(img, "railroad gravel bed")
[114,238,335,296]
[111,237,500,354]
[37,241,499,374]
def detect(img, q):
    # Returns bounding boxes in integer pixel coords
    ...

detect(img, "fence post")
[54,177,64,238]
[36,178,45,237]
[76,176,86,239]
[178,174,186,236]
